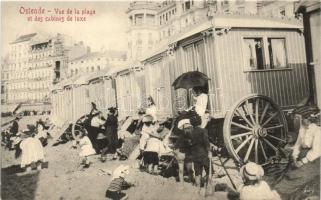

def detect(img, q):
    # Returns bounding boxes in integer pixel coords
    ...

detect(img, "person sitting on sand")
[274,110,320,198]
[105,165,134,200]
[239,162,281,200]
[20,125,45,172]
[75,130,96,168]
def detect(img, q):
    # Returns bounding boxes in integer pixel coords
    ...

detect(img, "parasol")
[172,71,210,90]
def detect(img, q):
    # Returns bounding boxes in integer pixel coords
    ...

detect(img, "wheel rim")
[223,94,287,166]
[71,115,88,140]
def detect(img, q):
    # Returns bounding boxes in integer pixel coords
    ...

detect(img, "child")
[76,130,96,168]
[35,121,48,146]
[20,125,45,171]
[239,162,281,200]
[144,124,163,174]
[105,165,134,200]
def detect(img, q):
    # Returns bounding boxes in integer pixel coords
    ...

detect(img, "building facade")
[3,33,88,112]
[67,50,127,77]
[126,0,299,60]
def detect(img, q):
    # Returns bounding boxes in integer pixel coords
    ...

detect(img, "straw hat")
[177,119,192,130]
[240,162,264,181]
[142,114,154,123]
[112,165,130,179]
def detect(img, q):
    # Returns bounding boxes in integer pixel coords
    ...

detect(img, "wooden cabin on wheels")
[142,15,308,166]
[114,63,146,120]
[51,69,116,127]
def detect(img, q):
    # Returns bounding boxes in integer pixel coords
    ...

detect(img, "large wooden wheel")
[71,115,89,140]
[223,94,288,166]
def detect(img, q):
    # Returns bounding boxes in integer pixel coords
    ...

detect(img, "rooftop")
[11,33,37,44]
[71,51,127,62]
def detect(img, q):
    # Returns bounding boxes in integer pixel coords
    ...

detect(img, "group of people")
[7,117,50,171]
[5,87,321,200]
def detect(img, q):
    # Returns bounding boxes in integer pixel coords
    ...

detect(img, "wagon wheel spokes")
[224,94,288,166]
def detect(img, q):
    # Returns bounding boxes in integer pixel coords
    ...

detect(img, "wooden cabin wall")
[73,85,90,121]
[215,29,309,114]
[171,35,223,117]
[102,78,117,111]
[144,57,173,118]
[66,88,74,123]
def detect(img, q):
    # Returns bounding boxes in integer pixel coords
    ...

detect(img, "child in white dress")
[20,125,44,171]
[76,131,96,168]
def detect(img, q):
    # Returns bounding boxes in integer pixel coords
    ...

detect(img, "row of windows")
[159,7,177,25]
[8,92,48,102]
[30,51,53,60]
[7,81,51,90]
[243,37,287,70]
[69,65,101,76]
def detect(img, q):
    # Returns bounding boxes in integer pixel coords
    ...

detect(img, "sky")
[1,1,130,57]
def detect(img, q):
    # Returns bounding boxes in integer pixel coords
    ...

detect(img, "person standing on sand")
[175,119,194,184]
[10,116,21,136]
[76,130,96,168]
[146,96,157,122]
[188,120,211,190]
[102,107,119,161]
[20,125,45,171]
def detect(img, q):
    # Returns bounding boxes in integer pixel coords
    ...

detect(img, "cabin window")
[243,38,265,70]
[268,38,287,69]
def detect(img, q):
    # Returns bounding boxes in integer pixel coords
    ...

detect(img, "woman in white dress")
[146,96,157,122]
[192,86,209,128]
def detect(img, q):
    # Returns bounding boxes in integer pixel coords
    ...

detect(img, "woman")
[103,107,119,161]
[146,96,157,122]
[192,86,209,128]
[274,110,320,198]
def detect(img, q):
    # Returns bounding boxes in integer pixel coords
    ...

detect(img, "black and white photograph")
[1,0,320,199]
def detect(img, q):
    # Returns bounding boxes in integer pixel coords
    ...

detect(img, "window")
[185,1,191,10]
[91,66,94,72]
[135,14,143,26]
[97,65,101,71]
[268,38,287,69]
[243,37,287,70]
[243,38,265,70]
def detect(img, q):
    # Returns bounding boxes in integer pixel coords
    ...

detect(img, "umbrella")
[172,71,210,90]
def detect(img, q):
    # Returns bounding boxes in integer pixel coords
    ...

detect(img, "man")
[175,119,194,184]
[275,111,320,198]
[10,116,21,136]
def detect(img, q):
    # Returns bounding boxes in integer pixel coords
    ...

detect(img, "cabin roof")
[171,16,303,45]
